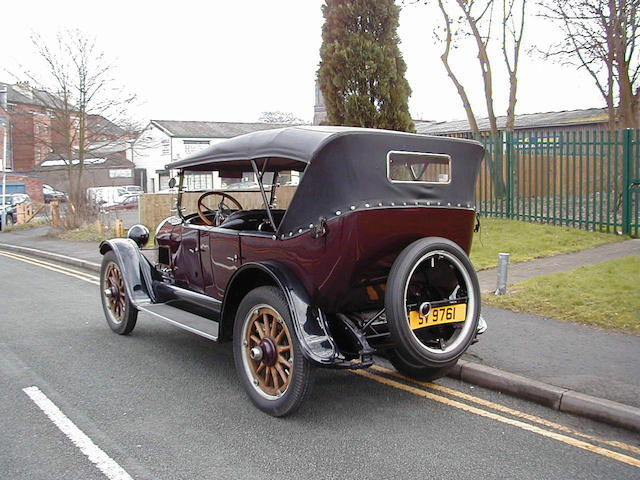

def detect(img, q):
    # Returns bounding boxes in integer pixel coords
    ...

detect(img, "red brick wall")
[11,111,35,172]
[4,173,44,204]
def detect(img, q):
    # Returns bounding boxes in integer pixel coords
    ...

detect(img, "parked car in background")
[0,193,28,229]
[43,184,67,203]
[9,193,31,205]
[122,185,144,195]
[102,194,139,212]
[87,186,130,206]
[225,180,260,190]
[99,126,487,416]
[0,203,15,229]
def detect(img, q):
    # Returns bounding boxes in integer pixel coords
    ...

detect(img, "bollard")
[495,252,509,295]
[115,218,124,237]
[50,201,60,228]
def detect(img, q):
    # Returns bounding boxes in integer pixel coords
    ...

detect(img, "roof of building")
[88,115,126,138]
[415,108,609,135]
[150,120,294,139]
[36,153,133,170]
[0,81,62,109]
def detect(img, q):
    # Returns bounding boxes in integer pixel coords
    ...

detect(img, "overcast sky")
[1,0,605,124]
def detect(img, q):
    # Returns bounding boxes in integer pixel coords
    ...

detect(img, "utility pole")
[0,87,8,230]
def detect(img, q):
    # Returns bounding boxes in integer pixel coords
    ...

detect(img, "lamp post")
[0,86,7,230]
[0,115,7,230]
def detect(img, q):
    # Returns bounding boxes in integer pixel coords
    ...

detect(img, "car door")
[172,225,204,292]
[201,229,241,300]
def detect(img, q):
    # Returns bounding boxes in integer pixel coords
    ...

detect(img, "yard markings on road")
[0,251,100,285]
[369,364,640,457]
[354,369,640,468]
[3,250,638,469]
[23,386,133,480]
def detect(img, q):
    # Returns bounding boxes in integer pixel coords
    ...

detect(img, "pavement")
[1,226,638,431]
[477,238,640,293]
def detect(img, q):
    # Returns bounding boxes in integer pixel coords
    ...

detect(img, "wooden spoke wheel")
[100,251,138,335]
[233,286,312,416]
[105,262,126,323]
[244,306,293,398]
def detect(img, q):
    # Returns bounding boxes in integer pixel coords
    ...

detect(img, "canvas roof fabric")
[167,126,485,238]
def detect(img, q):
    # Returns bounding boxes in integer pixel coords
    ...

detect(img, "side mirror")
[168,177,177,188]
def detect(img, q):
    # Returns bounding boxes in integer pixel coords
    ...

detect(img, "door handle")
[226,254,238,262]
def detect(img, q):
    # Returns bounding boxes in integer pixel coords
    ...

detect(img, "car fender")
[222,261,337,365]
[99,238,156,306]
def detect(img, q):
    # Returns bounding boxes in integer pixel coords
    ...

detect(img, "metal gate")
[473,128,640,237]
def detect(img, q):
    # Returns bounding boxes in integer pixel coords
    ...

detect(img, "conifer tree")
[318,0,415,132]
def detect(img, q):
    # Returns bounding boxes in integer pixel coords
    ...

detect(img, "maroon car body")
[99,126,486,416]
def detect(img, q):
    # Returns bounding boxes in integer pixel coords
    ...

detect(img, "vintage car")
[99,126,486,416]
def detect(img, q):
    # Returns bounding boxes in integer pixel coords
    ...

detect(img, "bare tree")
[456,0,501,133]
[426,0,525,194]
[14,29,137,226]
[540,0,639,129]
[432,0,527,132]
[436,0,481,134]
[503,0,527,131]
[258,111,309,124]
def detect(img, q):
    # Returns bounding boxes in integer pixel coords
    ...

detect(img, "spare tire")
[384,237,480,368]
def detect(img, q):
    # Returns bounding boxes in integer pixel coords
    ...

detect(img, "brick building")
[0,82,63,173]
[0,81,132,201]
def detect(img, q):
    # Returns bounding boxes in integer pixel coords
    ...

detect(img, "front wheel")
[385,237,480,369]
[233,286,312,417]
[100,250,138,335]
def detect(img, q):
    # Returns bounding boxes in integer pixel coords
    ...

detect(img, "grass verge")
[470,218,626,270]
[484,255,639,334]
[4,218,50,232]
[49,223,116,243]
[49,223,155,247]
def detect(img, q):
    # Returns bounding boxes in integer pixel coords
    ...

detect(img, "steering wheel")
[197,191,243,226]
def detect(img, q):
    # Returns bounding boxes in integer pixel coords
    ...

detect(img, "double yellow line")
[1,248,638,468]
[0,250,100,285]
[354,366,640,468]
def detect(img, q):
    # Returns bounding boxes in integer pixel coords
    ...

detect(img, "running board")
[137,303,219,341]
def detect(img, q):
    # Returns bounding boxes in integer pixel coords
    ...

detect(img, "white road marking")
[23,386,133,480]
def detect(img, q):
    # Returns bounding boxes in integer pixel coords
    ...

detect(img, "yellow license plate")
[409,303,467,330]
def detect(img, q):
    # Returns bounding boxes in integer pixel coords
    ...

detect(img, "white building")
[131,120,289,192]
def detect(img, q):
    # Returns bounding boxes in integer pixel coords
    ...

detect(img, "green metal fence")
[467,129,639,237]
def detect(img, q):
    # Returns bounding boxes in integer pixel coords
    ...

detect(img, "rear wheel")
[385,237,480,370]
[233,286,312,417]
[100,250,138,335]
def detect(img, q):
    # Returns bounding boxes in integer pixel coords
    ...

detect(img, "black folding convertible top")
[167,126,484,238]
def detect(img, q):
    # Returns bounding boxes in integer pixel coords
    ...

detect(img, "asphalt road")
[1,252,639,480]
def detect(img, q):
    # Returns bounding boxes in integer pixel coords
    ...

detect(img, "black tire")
[385,237,480,369]
[100,250,138,335]
[233,286,312,417]
[387,348,456,381]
